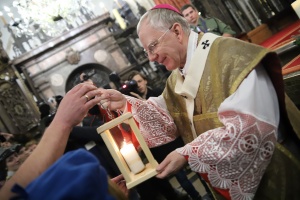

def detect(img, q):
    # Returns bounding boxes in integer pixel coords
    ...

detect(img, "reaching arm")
[0,83,104,199]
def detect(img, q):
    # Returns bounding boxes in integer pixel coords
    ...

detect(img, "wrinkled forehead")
[138,19,152,36]
[138,21,162,46]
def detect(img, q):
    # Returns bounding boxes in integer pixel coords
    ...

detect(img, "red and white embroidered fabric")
[176,111,277,200]
[126,96,178,148]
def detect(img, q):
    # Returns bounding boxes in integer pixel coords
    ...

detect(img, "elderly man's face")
[138,22,185,71]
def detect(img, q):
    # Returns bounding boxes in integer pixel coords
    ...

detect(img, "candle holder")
[97,112,158,189]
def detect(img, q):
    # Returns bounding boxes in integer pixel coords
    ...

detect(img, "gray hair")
[137,9,190,35]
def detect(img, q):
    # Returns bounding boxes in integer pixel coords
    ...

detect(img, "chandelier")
[9,0,93,37]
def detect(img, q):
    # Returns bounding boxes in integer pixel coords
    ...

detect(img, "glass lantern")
[97,112,158,189]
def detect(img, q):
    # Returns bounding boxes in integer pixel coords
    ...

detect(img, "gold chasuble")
[163,35,300,199]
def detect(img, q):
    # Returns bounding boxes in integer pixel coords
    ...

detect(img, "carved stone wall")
[12,13,130,105]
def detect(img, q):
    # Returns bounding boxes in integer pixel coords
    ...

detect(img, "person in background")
[128,71,162,100]
[0,82,128,200]
[0,142,11,149]
[96,4,300,200]
[0,133,34,181]
[18,140,38,164]
[0,133,13,143]
[0,143,22,182]
[181,4,235,37]
[5,152,21,181]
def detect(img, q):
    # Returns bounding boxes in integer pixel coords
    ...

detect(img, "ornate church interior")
[0,0,299,199]
[0,0,299,135]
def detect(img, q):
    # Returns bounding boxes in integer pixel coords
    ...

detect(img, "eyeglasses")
[143,25,173,57]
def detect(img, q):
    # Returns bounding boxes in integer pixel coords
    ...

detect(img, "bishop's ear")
[172,23,183,41]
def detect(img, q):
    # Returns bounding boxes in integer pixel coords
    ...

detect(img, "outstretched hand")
[52,82,103,129]
[156,150,187,179]
[97,89,127,111]
[0,82,106,199]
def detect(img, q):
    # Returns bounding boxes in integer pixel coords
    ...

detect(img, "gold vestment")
[163,35,300,199]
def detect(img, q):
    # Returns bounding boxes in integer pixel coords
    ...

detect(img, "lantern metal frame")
[97,112,158,189]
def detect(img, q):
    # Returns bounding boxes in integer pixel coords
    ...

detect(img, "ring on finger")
[84,94,90,102]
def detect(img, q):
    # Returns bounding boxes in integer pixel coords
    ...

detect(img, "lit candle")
[120,143,145,174]
[0,12,7,25]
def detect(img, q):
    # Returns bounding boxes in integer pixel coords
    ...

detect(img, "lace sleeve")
[177,111,277,199]
[125,96,178,148]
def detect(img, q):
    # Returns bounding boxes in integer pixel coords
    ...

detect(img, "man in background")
[128,71,162,100]
[181,4,235,37]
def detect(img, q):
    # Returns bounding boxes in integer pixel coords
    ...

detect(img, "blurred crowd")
[0,131,39,189]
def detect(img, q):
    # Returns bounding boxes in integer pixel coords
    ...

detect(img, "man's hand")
[52,82,102,129]
[98,89,127,111]
[156,150,187,179]
[111,174,129,197]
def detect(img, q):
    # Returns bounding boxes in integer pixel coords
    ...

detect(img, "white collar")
[175,33,220,99]
[179,31,198,77]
